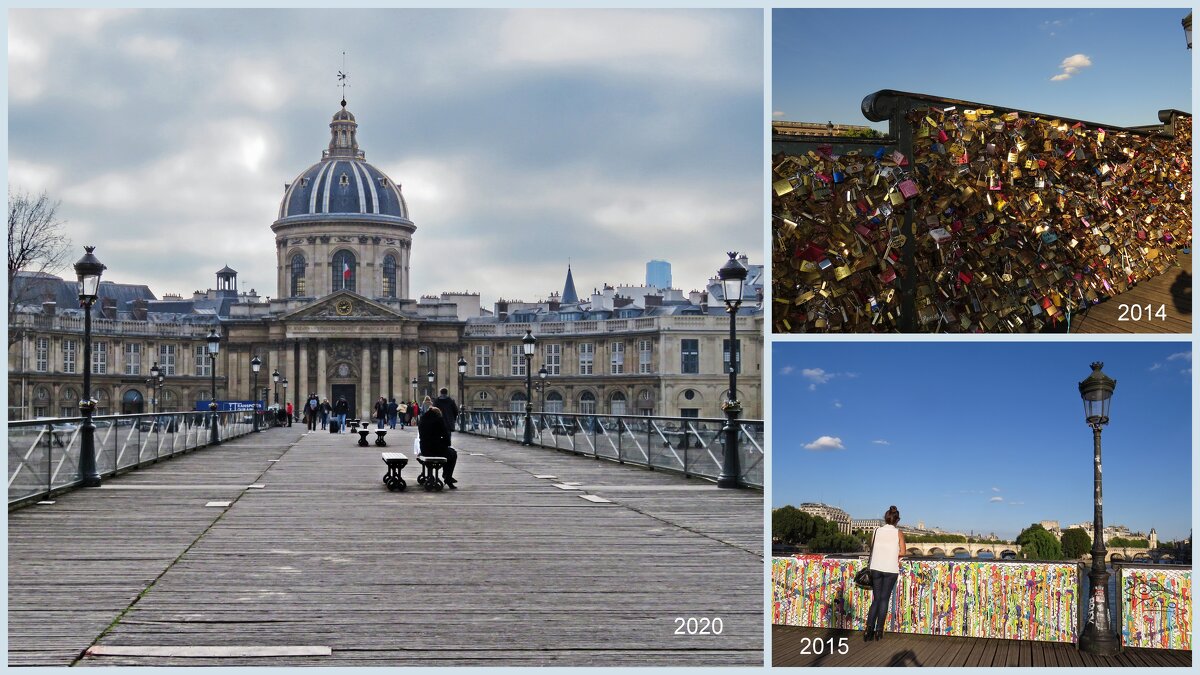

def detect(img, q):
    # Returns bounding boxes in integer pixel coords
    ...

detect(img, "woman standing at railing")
[865,506,905,642]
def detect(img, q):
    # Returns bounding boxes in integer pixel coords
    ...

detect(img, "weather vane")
[338,51,349,106]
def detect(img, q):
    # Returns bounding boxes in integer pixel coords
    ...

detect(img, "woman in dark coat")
[373,396,388,429]
[418,407,457,488]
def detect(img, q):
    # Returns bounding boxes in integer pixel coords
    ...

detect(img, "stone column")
[391,344,405,402]
[377,341,388,402]
[317,342,328,400]
[408,344,419,399]
[298,341,309,402]
[360,341,372,419]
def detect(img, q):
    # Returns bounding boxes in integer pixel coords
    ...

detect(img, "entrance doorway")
[121,389,144,415]
[331,384,356,418]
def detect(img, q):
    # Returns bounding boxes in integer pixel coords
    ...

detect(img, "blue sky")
[773,9,1191,131]
[9,9,762,303]
[773,342,1192,541]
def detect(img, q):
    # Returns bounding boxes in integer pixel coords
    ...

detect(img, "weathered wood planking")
[11,428,763,667]
[773,625,1191,667]
[1074,253,1191,334]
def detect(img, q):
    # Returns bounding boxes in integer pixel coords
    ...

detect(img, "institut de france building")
[9,101,763,421]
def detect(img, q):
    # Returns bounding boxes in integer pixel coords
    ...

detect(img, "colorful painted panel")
[1120,567,1192,650]
[772,557,1081,643]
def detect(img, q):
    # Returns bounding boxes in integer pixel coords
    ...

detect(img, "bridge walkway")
[773,626,1190,667]
[9,426,763,667]
[1073,252,1191,333]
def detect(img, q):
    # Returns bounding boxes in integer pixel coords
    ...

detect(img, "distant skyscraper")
[646,259,671,288]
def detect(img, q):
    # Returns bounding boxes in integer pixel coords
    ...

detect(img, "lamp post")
[410,377,417,403]
[281,377,289,424]
[716,252,747,489]
[426,370,435,399]
[206,328,221,445]
[521,330,536,445]
[74,246,106,487]
[1078,362,1119,656]
[149,362,161,414]
[250,355,262,432]
[272,369,280,405]
[1184,12,1192,50]
[538,366,548,412]
[457,356,467,432]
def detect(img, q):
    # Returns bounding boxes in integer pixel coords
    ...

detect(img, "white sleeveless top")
[868,524,900,574]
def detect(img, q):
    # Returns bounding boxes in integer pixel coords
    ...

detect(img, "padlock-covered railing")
[8,410,271,508]
[459,410,763,488]
[772,89,1191,333]
[772,555,1086,643]
[1114,562,1192,650]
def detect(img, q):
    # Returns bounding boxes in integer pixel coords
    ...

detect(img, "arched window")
[382,254,398,298]
[509,391,527,413]
[332,250,356,293]
[579,391,596,415]
[121,389,145,415]
[290,254,306,297]
[546,391,564,414]
[610,391,627,416]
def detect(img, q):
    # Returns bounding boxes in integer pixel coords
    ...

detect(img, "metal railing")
[8,410,279,508]
[458,410,763,488]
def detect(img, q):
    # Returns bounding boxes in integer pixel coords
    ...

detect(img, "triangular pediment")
[282,291,405,322]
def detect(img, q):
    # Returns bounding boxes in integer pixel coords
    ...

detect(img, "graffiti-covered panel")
[1119,566,1192,650]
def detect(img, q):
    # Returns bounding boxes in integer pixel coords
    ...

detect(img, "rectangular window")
[638,339,653,374]
[723,339,742,375]
[680,408,700,418]
[510,345,527,377]
[579,342,594,375]
[35,338,49,372]
[195,345,211,377]
[62,339,77,374]
[681,339,699,374]
[92,342,107,375]
[610,342,624,375]
[474,345,492,376]
[159,344,176,375]
[124,342,142,375]
[33,406,47,418]
[60,405,75,418]
[545,344,561,376]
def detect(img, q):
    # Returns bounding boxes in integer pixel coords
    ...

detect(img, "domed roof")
[278,159,408,220]
[275,103,410,223]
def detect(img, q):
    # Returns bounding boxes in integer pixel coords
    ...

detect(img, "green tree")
[1061,528,1092,558]
[841,127,885,139]
[1109,537,1149,548]
[1016,523,1063,560]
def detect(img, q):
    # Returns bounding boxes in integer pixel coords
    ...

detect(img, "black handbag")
[854,529,876,589]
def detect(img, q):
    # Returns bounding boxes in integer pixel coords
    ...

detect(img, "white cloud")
[989,496,1004,503]
[871,439,889,446]
[772,110,785,118]
[832,399,842,408]
[780,365,795,375]
[1008,501,1025,506]
[1051,53,1092,81]
[991,487,1001,492]
[1168,351,1192,362]
[802,368,832,385]
[1150,362,1163,371]
[804,435,845,451]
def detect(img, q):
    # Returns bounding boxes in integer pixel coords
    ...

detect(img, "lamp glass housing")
[251,355,262,373]
[205,329,221,355]
[522,330,537,356]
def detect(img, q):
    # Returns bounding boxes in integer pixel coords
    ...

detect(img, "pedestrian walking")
[306,394,320,431]
[333,396,349,432]
[374,396,388,430]
[285,401,294,427]
[387,398,399,429]
[434,388,459,443]
[319,398,331,430]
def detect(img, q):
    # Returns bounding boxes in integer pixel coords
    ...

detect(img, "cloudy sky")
[9,9,763,304]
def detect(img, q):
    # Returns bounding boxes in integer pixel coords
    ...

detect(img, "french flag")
[343,261,351,281]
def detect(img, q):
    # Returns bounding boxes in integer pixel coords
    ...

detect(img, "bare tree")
[8,189,72,344]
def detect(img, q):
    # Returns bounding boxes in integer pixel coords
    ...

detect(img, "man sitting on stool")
[418,406,457,489]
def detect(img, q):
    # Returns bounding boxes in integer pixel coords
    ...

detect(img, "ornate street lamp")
[457,356,468,432]
[206,328,221,445]
[250,355,262,432]
[426,370,435,399]
[281,377,289,423]
[521,329,537,445]
[74,246,106,487]
[1184,12,1192,50]
[716,252,747,489]
[538,366,548,413]
[272,368,280,405]
[410,377,418,401]
[1078,362,1119,655]
[149,362,161,414]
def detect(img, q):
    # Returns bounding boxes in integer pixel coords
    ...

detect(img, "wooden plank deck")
[772,626,1192,667]
[9,427,763,667]
[1073,253,1191,333]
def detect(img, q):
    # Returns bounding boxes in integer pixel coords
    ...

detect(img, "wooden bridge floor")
[773,626,1191,667]
[8,426,763,667]
[1073,252,1191,334]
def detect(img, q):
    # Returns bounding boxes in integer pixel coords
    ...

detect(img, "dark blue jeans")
[866,570,898,633]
